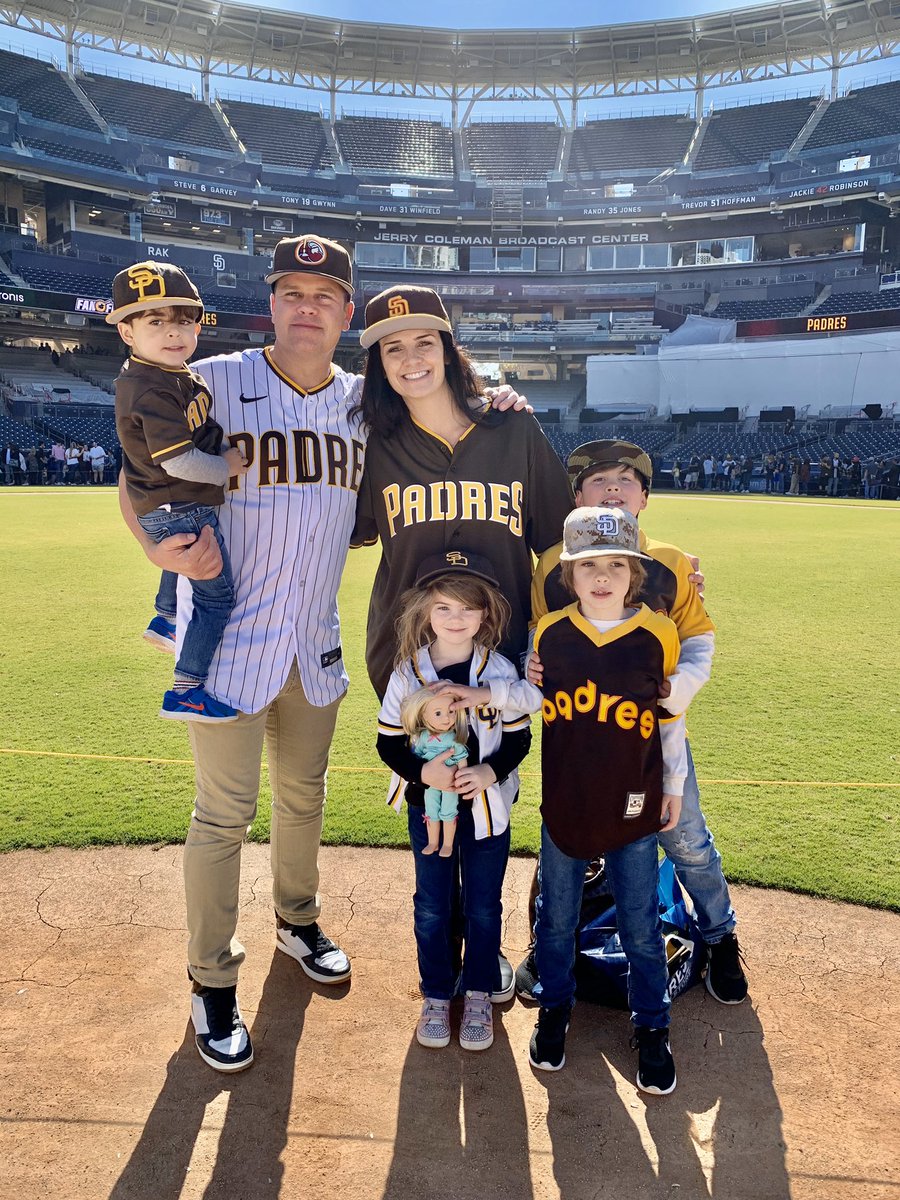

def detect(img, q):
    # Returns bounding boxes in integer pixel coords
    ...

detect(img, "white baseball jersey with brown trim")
[177,347,366,713]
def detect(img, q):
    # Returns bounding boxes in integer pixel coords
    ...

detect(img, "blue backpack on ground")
[574,857,704,1008]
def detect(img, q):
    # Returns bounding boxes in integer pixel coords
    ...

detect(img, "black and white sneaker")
[190,979,254,1073]
[705,932,748,1004]
[528,1004,571,1072]
[632,1026,676,1096]
[275,916,351,984]
[491,954,516,1004]
[515,944,539,1002]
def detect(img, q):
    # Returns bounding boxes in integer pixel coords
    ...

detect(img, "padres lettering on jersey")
[534,602,681,858]
[180,348,366,714]
[381,480,524,537]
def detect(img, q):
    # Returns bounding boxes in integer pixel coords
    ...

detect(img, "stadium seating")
[39,403,119,448]
[569,115,694,174]
[464,122,561,180]
[804,79,900,150]
[712,296,813,320]
[813,289,900,314]
[693,98,819,171]
[0,347,112,404]
[220,100,333,170]
[0,49,100,132]
[80,73,234,152]
[6,256,113,296]
[503,379,583,415]
[335,115,454,176]
[21,137,126,174]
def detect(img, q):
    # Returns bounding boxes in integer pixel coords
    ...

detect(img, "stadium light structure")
[2,0,900,108]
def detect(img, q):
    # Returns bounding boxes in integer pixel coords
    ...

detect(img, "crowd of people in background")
[3,439,119,486]
[671,450,899,498]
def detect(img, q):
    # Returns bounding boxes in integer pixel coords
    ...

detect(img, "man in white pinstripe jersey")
[120,236,363,1072]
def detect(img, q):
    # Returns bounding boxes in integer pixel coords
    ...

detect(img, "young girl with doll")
[376,551,532,1051]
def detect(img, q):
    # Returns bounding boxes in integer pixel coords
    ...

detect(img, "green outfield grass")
[2,487,898,909]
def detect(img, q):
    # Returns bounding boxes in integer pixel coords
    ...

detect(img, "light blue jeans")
[658,741,735,945]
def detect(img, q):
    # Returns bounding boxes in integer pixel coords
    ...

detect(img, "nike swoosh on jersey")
[239,393,267,403]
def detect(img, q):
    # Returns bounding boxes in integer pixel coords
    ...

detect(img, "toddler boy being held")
[109,261,247,722]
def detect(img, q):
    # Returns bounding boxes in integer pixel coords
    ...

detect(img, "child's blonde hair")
[560,555,647,609]
[400,687,468,745]
[394,573,511,668]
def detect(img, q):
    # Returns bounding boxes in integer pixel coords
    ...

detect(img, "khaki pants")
[184,661,344,987]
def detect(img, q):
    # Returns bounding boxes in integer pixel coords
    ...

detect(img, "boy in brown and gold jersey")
[109,261,247,722]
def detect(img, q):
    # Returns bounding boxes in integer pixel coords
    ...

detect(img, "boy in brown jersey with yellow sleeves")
[110,261,248,723]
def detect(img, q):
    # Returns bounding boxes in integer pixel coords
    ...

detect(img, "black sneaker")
[705,932,748,1005]
[528,1004,571,1071]
[632,1026,676,1095]
[190,979,254,1073]
[515,945,539,1002]
[275,916,351,984]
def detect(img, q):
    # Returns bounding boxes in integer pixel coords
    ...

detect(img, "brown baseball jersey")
[115,356,225,516]
[534,602,681,858]
[351,407,573,697]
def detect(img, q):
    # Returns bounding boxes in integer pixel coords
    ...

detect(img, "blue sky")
[249,0,757,28]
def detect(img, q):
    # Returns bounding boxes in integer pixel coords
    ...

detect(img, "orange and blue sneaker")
[143,615,176,653]
[160,686,238,723]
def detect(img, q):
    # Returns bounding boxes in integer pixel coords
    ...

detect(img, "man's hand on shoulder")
[148,524,223,580]
[483,384,533,414]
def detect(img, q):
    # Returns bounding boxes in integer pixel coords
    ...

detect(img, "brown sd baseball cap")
[360,285,452,349]
[559,507,650,562]
[106,262,203,324]
[567,439,653,492]
[415,549,499,589]
[265,235,354,296]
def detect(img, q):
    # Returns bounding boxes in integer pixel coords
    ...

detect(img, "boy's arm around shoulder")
[646,539,715,715]
[651,608,688,797]
[486,631,544,715]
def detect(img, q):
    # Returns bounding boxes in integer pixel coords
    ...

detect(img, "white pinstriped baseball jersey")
[176,347,365,713]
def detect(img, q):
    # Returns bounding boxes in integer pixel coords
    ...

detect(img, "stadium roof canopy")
[3,0,900,101]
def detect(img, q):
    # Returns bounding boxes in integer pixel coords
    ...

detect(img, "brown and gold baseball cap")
[265,235,354,296]
[106,262,203,324]
[559,507,650,562]
[567,439,653,492]
[360,285,452,349]
[415,549,499,589]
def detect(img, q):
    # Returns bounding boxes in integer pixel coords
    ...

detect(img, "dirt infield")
[2,844,897,1200]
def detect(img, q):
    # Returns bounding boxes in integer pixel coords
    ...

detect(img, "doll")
[401,688,468,856]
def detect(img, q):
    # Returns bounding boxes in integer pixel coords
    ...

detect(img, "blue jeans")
[136,504,234,687]
[155,570,178,620]
[407,804,509,1000]
[658,742,735,945]
[536,826,670,1029]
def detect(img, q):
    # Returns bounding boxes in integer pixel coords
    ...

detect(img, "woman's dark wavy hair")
[352,331,485,438]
